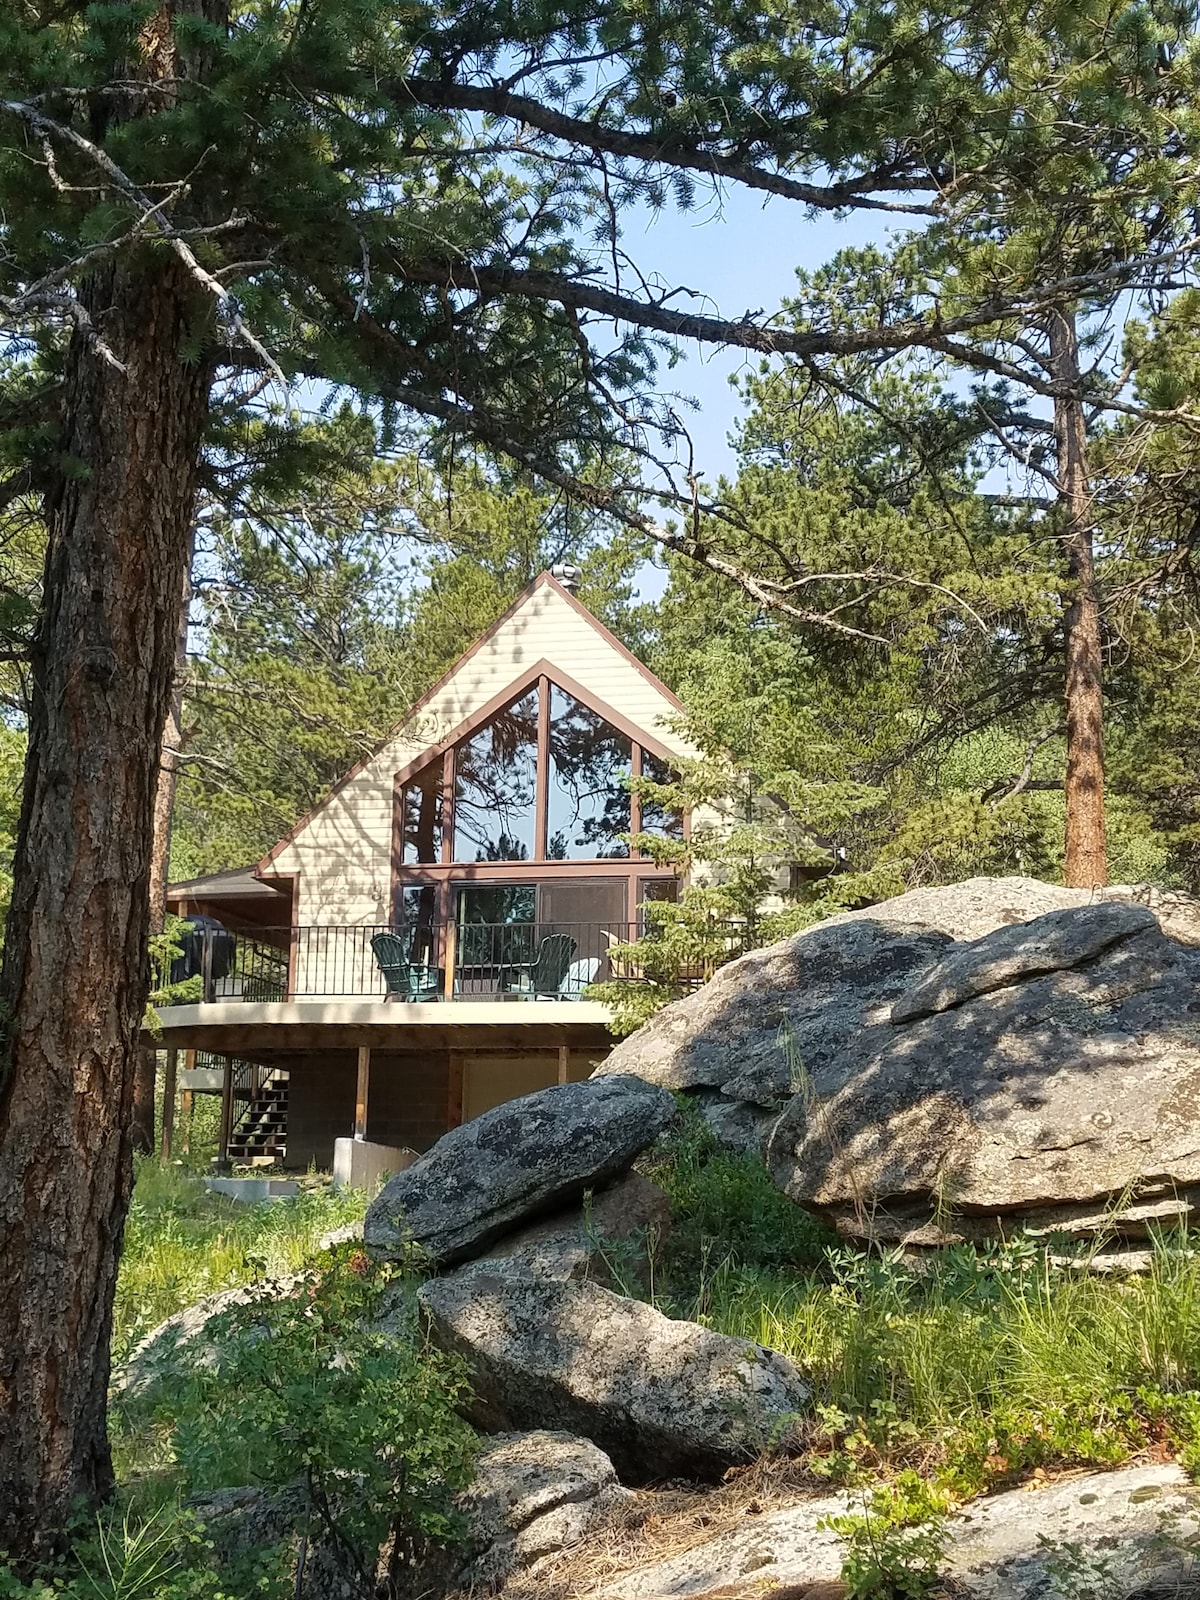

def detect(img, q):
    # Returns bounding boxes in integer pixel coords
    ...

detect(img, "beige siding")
[266,584,696,928]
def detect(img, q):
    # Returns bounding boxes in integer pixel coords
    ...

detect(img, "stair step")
[230,1078,289,1163]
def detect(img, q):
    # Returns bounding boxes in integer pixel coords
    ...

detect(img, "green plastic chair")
[503,932,577,999]
[370,932,440,1001]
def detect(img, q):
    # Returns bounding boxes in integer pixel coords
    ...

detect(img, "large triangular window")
[398,677,680,865]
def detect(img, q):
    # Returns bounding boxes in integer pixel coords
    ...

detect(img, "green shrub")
[641,1096,834,1284]
[822,1478,952,1600]
[113,1161,366,1365]
[0,1505,286,1600]
[168,1255,477,1595]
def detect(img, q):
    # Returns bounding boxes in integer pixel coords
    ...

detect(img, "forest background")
[1,326,1194,937]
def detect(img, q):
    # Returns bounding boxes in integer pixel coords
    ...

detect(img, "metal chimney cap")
[550,563,582,593]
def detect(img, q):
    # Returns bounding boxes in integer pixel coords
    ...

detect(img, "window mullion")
[534,675,550,861]
[440,746,455,864]
[630,742,643,857]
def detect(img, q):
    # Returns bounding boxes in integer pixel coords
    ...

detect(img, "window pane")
[457,884,536,969]
[546,685,631,859]
[638,877,678,933]
[400,762,442,864]
[453,690,539,861]
[396,885,438,964]
[639,750,684,839]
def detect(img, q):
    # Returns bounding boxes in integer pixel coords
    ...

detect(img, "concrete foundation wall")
[332,1138,418,1193]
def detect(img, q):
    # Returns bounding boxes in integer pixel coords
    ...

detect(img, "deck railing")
[157,918,749,1004]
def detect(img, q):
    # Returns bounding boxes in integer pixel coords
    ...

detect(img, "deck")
[149,916,739,1166]
[151,995,616,1052]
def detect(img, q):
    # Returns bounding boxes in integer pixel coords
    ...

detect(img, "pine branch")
[0,100,284,396]
[982,723,1067,804]
[396,78,938,216]
[386,249,1200,423]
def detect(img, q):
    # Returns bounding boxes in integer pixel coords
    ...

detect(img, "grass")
[642,1104,1200,1502]
[110,1158,370,1502]
[668,1243,1200,1497]
[113,1157,368,1366]
[95,1100,1200,1599]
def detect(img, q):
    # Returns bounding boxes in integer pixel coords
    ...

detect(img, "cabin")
[154,568,711,1177]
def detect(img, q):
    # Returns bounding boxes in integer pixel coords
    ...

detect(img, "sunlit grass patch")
[655,1237,1200,1497]
[114,1157,367,1366]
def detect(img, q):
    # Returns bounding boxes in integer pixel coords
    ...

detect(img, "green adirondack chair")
[370,932,440,1001]
[503,932,577,999]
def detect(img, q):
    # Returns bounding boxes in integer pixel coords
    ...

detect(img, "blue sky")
[620,184,900,483]
[610,184,903,598]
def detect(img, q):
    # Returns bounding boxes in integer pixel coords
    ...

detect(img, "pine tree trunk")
[148,551,193,931]
[134,550,194,1151]
[1049,307,1107,889]
[0,251,211,1557]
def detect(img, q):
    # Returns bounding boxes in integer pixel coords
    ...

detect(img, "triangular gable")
[258,573,691,877]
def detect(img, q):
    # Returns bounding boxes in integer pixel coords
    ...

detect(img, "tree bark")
[148,550,193,929]
[0,250,211,1556]
[133,544,194,1152]
[1049,306,1107,889]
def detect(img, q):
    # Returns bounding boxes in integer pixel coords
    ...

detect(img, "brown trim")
[161,1048,178,1160]
[545,663,682,767]
[442,919,458,1000]
[255,578,550,872]
[630,743,642,846]
[256,872,302,997]
[388,660,545,792]
[534,673,550,860]
[447,1052,464,1129]
[255,572,687,873]
[390,660,681,807]
[151,1017,617,1054]
[549,575,688,715]
[440,747,454,866]
[400,859,669,885]
[218,1055,234,1167]
[390,773,404,895]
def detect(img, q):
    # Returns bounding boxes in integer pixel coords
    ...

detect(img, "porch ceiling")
[146,998,616,1052]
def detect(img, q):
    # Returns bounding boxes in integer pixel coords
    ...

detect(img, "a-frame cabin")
[156,570,697,1172]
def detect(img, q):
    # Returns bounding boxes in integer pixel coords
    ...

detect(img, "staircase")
[227,1070,289,1163]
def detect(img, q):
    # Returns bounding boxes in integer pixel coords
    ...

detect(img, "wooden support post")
[161,1048,178,1161]
[201,929,215,1004]
[355,1046,371,1141]
[217,1054,234,1168]
[447,1051,464,1130]
[181,1048,195,1154]
[558,1044,569,1085]
[443,919,457,1001]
